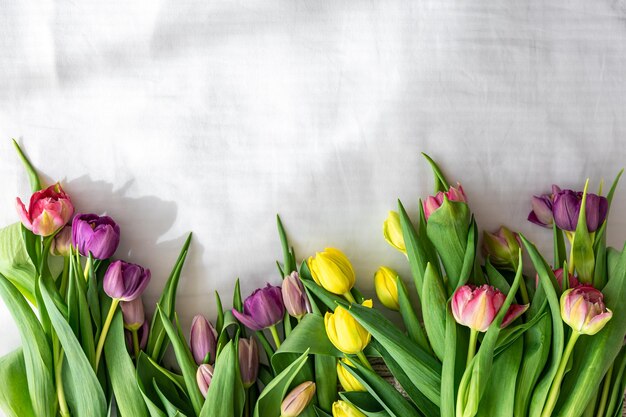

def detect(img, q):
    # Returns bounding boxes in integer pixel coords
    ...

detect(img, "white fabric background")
[1,0,626,372]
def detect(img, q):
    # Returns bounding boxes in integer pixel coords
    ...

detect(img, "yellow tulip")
[307,248,356,296]
[336,358,366,392]
[332,400,366,417]
[383,211,406,253]
[374,266,400,311]
[324,300,372,354]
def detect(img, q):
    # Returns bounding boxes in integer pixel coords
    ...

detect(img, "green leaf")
[396,276,431,353]
[314,354,337,412]
[71,251,96,367]
[397,200,430,301]
[340,391,392,417]
[421,263,446,361]
[146,233,192,362]
[215,291,225,334]
[0,348,36,417]
[572,180,595,283]
[440,305,465,417]
[347,303,441,406]
[39,275,107,417]
[421,153,450,192]
[553,224,567,269]
[0,223,38,303]
[277,214,296,275]
[605,347,626,417]
[253,350,310,417]
[13,139,42,192]
[153,380,189,417]
[104,308,149,417]
[0,274,55,417]
[200,340,245,417]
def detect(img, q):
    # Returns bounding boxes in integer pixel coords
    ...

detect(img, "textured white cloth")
[1,0,626,376]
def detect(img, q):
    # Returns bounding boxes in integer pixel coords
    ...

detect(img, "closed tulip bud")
[560,286,612,335]
[125,320,149,357]
[324,300,372,354]
[383,211,405,253]
[120,297,145,331]
[535,268,580,290]
[190,314,218,365]
[482,226,521,270]
[16,183,74,237]
[307,248,356,296]
[280,381,316,417]
[239,338,259,388]
[50,225,72,257]
[527,185,560,228]
[337,358,365,392]
[72,213,121,259]
[282,272,311,319]
[451,285,528,332]
[552,189,608,232]
[232,284,284,331]
[374,266,399,310]
[422,184,467,221]
[332,401,366,417]
[196,364,214,397]
[103,260,151,301]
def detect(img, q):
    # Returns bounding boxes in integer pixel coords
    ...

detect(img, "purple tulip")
[553,189,608,232]
[196,364,214,397]
[281,272,311,319]
[239,338,259,388]
[103,260,151,301]
[125,320,149,357]
[190,314,218,365]
[72,213,120,259]
[232,284,284,331]
[121,297,145,330]
[527,185,560,228]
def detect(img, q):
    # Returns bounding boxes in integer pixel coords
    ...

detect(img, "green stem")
[269,325,282,349]
[53,337,70,417]
[94,299,120,372]
[518,278,530,306]
[466,329,478,368]
[343,291,356,304]
[356,351,373,371]
[83,257,92,281]
[541,331,580,417]
[568,237,576,275]
[132,328,140,361]
[244,387,250,417]
[59,256,70,298]
[595,364,613,417]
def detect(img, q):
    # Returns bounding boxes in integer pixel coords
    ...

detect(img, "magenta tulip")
[121,297,145,331]
[103,260,151,302]
[232,284,284,331]
[16,183,73,236]
[190,314,218,365]
[72,213,121,259]
[527,185,560,228]
[422,184,467,221]
[552,189,607,232]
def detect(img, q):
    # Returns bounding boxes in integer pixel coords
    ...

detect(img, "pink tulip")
[560,285,612,335]
[190,314,218,365]
[422,184,467,221]
[451,284,528,332]
[16,183,73,236]
[535,268,580,290]
[196,364,214,397]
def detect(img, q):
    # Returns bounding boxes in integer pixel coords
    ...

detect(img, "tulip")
[72,213,121,259]
[50,225,72,257]
[552,189,608,232]
[239,338,259,388]
[282,272,312,320]
[482,226,521,271]
[332,401,366,417]
[337,358,365,392]
[535,268,580,290]
[383,211,406,253]
[542,286,613,417]
[125,320,149,358]
[527,185,561,228]
[422,183,467,221]
[16,183,73,236]
[280,381,316,417]
[196,364,214,397]
[232,284,284,332]
[325,300,372,355]
[190,314,218,365]
[121,297,145,331]
[307,248,356,301]
[374,266,399,310]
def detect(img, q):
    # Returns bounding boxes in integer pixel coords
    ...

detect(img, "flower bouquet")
[0,141,624,417]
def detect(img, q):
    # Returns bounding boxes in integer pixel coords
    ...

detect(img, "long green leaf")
[396,276,431,353]
[0,223,38,303]
[315,354,337,412]
[421,263,446,361]
[421,153,450,192]
[201,340,245,417]
[0,348,36,417]
[572,180,595,283]
[12,139,42,192]
[397,200,429,301]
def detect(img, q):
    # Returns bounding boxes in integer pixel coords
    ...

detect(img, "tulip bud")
[451,285,528,332]
[103,260,151,302]
[560,286,612,335]
[50,225,72,257]
[422,184,467,221]
[190,314,218,365]
[280,381,316,417]
[239,338,259,388]
[535,268,580,290]
[527,186,560,228]
[232,284,284,331]
[196,364,214,397]
[307,248,356,296]
[383,211,405,253]
[120,297,145,331]
[373,266,399,310]
[16,183,74,237]
[337,358,365,392]
[482,226,521,270]
[324,300,372,354]
[125,320,149,357]
[72,213,121,259]
[332,400,366,417]
[282,272,312,319]
[552,189,608,232]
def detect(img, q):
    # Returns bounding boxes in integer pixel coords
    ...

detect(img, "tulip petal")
[501,303,529,328]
